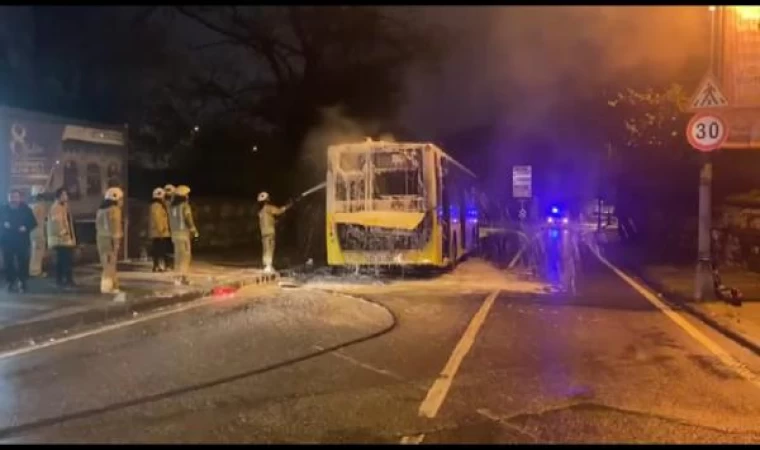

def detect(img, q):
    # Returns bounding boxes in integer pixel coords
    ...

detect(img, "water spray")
[294,182,327,203]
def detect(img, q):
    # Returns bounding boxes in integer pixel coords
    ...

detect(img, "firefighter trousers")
[262,234,275,269]
[29,236,46,277]
[172,234,192,277]
[97,236,120,292]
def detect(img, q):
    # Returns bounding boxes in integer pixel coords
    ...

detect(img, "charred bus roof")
[327,140,476,179]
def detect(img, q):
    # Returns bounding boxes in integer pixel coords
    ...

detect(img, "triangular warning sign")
[690,73,728,110]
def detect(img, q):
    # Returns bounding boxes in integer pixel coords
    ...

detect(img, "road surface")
[0,229,760,443]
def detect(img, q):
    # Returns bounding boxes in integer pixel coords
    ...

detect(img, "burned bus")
[326,140,479,267]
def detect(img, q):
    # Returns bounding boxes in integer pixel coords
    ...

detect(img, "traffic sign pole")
[695,154,714,301]
[693,8,720,302]
[684,113,727,301]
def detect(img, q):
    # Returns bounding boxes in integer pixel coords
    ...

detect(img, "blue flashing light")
[551,206,559,214]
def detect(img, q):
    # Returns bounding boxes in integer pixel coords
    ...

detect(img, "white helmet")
[164,184,176,195]
[105,187,124,201]
[257,191,270,202]
[152,187,165,199]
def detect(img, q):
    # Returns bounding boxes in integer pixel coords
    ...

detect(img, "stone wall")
[125,197,260,258]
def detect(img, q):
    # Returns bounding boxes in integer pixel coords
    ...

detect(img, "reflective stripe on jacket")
[169,202,197,237]
[47,201,76,247]
[96,205,123,239]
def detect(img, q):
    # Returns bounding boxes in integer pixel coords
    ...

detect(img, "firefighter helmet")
[105,187,124,201]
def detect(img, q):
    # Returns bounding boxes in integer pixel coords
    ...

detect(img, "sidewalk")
[0,256,279,348]
[640,265,760,350]
[600,235,760,352]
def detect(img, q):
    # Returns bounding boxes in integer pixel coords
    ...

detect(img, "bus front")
[325,141,439,266]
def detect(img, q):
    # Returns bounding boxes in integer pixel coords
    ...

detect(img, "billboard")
[0,107,127,220]
[722,7,760,108]
[720,6,760,148]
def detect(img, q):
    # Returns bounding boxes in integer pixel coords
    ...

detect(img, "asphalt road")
[1,229,760,443]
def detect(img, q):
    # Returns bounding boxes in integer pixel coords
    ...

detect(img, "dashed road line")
[477,408,540,442]
[313,345,406,382]
[418,289,500,418]
[399,290,500,445]
[400,434,426,444]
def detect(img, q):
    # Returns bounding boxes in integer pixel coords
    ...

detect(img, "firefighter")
[29,186,50,277]
[163,184,176,270]
[149,187,170,272]
[257,192,292,273]
[47,187,76,287]
[169,185,198,285]
[95,187,124,294]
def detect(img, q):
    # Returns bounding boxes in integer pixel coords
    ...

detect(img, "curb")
[601,244,760,357]
[0,272,279,348]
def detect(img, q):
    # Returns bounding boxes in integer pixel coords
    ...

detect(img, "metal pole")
[710,7,716,71]
[695,7,718,301]
[695,155,713,301]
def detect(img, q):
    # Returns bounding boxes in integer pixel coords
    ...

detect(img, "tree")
[168,6,447,183]
[0,7,205,169]
[606,84,691,159]
[605,83,698,241]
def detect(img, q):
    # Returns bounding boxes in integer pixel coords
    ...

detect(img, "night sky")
[0,6,714,201]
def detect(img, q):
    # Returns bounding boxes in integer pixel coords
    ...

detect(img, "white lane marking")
[591,248,760,390]
[417,290,500,419]
[477,408,540,442]
[0,287,272,361]
[400,434,425,444]
[0,301,52,311]
[313,345,406,382]
[508,231,541,269]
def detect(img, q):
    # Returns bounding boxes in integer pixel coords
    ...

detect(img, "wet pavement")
[0,229,759,443]
[0,259,272,331]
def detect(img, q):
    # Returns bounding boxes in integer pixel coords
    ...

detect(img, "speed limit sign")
[686,113,728,152]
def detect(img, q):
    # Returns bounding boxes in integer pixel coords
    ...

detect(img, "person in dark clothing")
[0,190,37,293]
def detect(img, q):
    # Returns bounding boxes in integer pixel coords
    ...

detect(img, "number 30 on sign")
[686,113,728,152]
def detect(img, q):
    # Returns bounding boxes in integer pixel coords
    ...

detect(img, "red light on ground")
[212,286,238,299]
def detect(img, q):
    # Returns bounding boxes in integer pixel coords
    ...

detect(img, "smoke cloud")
[398,6,709,206]
[402,6,708,138]
[299,105,396,176]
